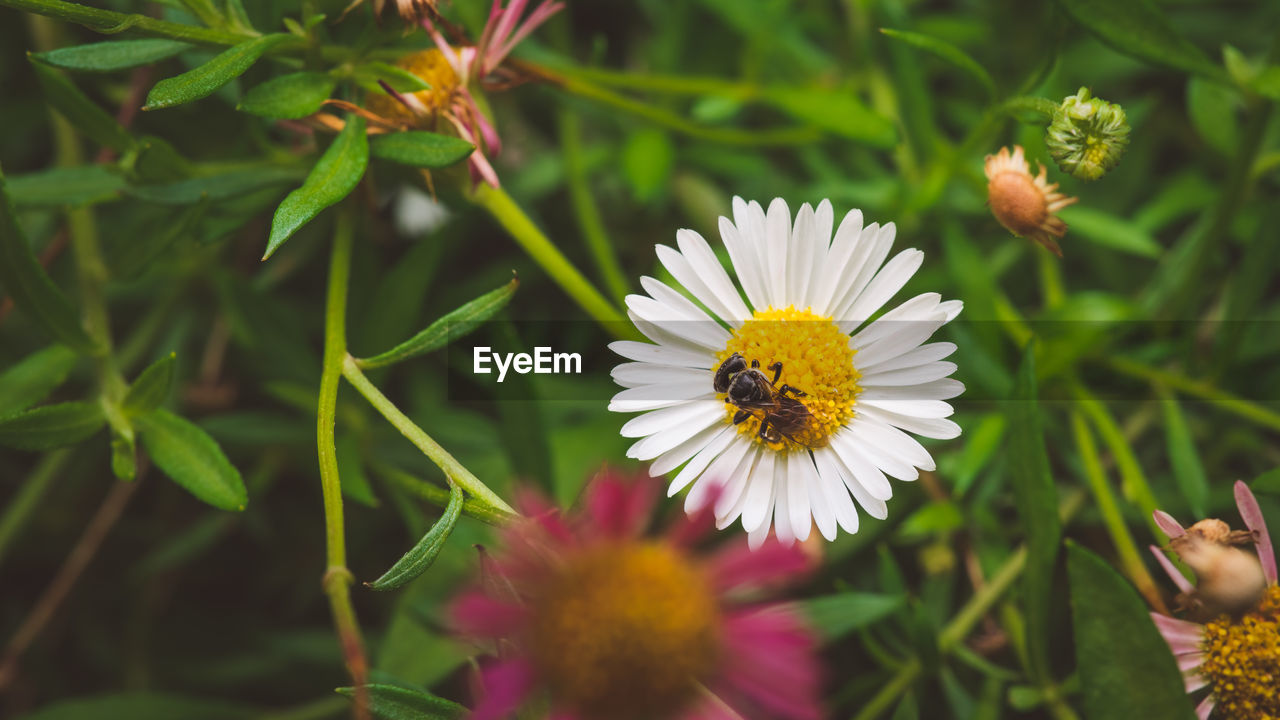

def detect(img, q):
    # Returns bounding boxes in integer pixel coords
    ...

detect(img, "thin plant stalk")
[559,109,631,307]
[1105,356,1280,433]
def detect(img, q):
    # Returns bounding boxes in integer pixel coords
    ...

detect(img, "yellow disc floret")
[364,48,460,124]
[716,306,861,452]
[527,541,722,720]
[1200,584,1280,719]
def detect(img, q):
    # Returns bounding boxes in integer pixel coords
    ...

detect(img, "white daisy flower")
[608,197,964,548]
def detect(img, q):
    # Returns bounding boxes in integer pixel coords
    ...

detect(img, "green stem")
[1106,357,1280,433]
[851,657,922,720]
[559,109,630,307]
[341,355,516,515]
[1069,411,1168,615]
[1071,383,1161,541]
[4,0,251,44]
[374,463,515,527]
[470,183,632,338]
[316,205,370,717]
[0,450,71,569]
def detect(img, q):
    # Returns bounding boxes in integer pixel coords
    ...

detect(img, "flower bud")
[1045,87,1130,181]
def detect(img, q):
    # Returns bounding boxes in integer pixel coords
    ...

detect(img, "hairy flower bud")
[1045,87,1130,181]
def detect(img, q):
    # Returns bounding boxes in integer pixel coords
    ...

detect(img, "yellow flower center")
[527,541,722,719]
[364,48,461,123]
[1200,584,1280,720]
[715,306,860,452]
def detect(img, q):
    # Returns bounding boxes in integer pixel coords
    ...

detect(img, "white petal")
[787,452,813,542]
[714,444,761,524]
[859,378,965,402]
[860,361,958,387]
[844,420,922,480]
[668,427,739,495]
[829,432,894,499]
[725,198,769,310]
[611,362,710,388]
[859,341,956,374]
[626,403,724,460]
[610,340,709,368]
[851,413,937,471]
[806,456,838,541]
[747,517,772,549]
[810,209,865,315]
[627,298,727,350]
[851,316,947,369]
[862,405,963,440]
[620,399,724,438]
[742,449,777,532]
[608,382,713,412]
[859,399,955,420]
[813,449,859,534]
[818,444,887,519]
[787,203,816,311]
[848,292,944,349]
[841,249,924,325]
[638,275,731,329]
[764,198,792,307]
[774,463,794,546]
[650,422,729,476]
[939,300,963,322]
[686,433,751,512]
[827,222,894,320]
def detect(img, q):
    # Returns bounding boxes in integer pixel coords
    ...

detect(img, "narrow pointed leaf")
[0,165,99,355]
[31,60,136,152]
[804,592,905,642]
[1054,0,1224,80]
[1160,394,1209,517]
[358,275,518,369]
[263,114,368,259]
[1067,543,1197,720]
[762,87,896,147]
[336,433,379,507]
[0,345,78,415]
[143,34,291,110]
[128,165,304,205]
[352,62,433,93]
[137,409,247,511]
[238,71,336,119]
[1057,207,1162,258]
[879,28,996,97]
[366,482,463,590]
[7,166,126,207]
[33,39,193,73]
[0,401,105,450]
[123,353,176,417]
[1008,343,1061,682]
[368,132,475,169]
[335,684,464,720]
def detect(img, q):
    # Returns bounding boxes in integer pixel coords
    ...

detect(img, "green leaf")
[111,432,137,481]
[1252,467,1280,495]
[621,128,675,203]
[335,684,464,720]
[0,166,99,354]
[369,132,475,169]
[336,433,379,507]
[1160,394,1209,517]
[895,501,965,541]
[15,692,255,720]
[1058,207,1162,258]
[1008,343,1061,683]
[366,482,463,590]
[763,86,897,147]
[143,34,291,110]
[1053,0,1223,79]
[804,592,904,642]
[30,60,136,152]
[32,39,193,73]
[123,353,176,417]
[352,61,433,94]
[0,402,105,450]
[238,71,336,119]
[879,28,996,97]
[1186,76,1240,155]
[7,166,126,207]
[263,114,368,259]
[137,409,247,511]
[952,412,1006,496]
[128,165,304,205]
[0,345,79,415]
[1067,543,1197,720]
[358,275,518,369]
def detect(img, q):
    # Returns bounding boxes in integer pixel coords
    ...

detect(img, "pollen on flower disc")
[716,306,861,452]
[1200,584,1280,720]
[364,48,460,123]
[527,541,722,720]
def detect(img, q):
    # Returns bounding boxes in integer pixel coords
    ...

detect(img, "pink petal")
[450,589,529,639]
[492,1,564,72]
[677,691,750,720]
[716,607,822,720]
[1153,510,1186,539]
[708,538,810,593]
[1195,695,1215,720]
[1235,480,1276,584]
[1184,672,1209,693]
[1175,651,1205,673]
[1149,612,1205,655]
[470,658,537,720]
[1150,545,1193,594]
[584,470,657,539]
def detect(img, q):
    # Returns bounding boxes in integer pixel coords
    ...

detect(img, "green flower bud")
[1045,87,1130,181]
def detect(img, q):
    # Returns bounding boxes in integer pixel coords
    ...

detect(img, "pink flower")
[1148,481,1279,720]
[449,470,824,720]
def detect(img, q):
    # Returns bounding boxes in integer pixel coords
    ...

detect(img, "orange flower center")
[364,48,460,123]
[1200,585,1280,719]
[527,541,722,719]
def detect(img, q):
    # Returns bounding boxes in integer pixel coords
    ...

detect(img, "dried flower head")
[1046,87,1130,181]
[1149,481,1279,720]
[984,145,1078,257]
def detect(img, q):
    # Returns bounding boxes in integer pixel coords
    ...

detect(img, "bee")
[713,352,815,447]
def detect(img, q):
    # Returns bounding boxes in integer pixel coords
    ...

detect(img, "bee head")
[713,352,748,392]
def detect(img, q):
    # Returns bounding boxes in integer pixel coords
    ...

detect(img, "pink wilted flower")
[368,0,562,187]
[449,470,823,720]
[1148,481,1279,720]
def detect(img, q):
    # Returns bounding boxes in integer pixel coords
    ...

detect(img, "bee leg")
[767,361,783,385]
[757,417,773,442]
[733,410,751,425]
[779,384,807,398]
